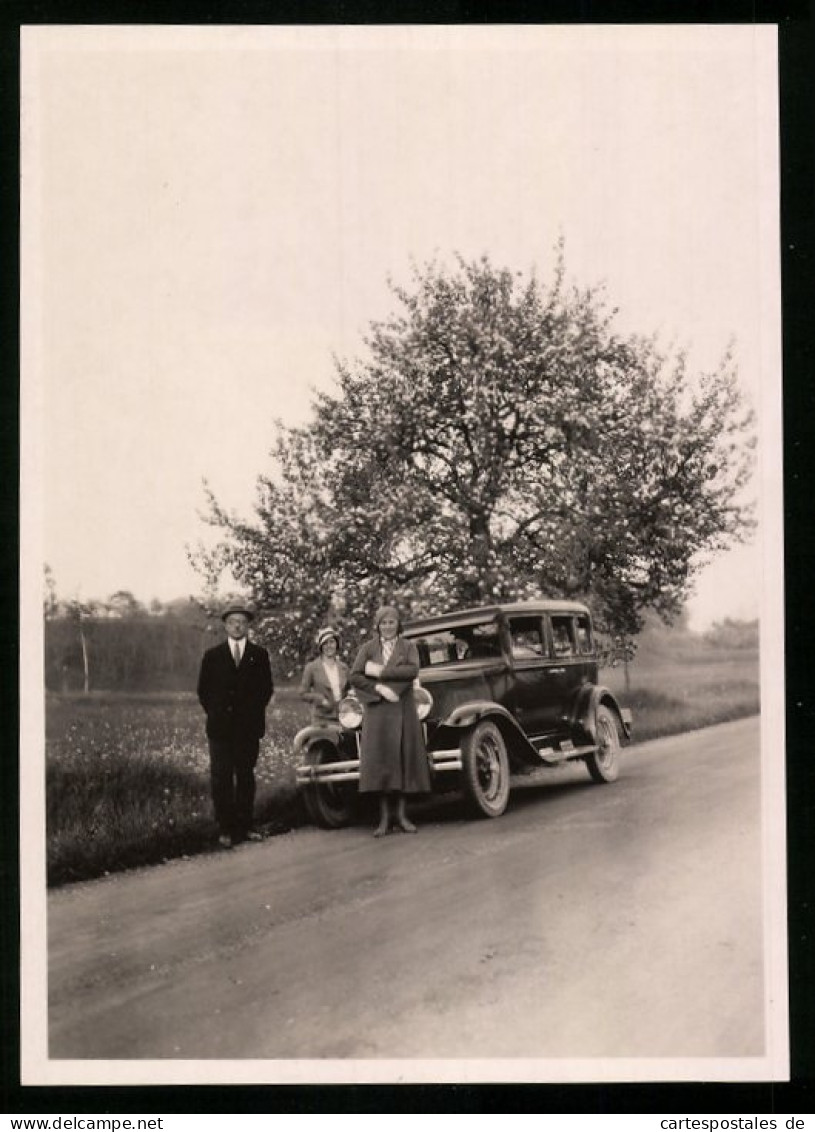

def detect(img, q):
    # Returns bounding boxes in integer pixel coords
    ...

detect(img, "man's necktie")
[233,642,241,666]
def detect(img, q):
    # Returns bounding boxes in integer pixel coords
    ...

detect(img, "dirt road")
[48,717,765,1059]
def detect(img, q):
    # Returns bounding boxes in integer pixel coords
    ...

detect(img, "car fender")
[572,685,632,744]
[435,700,541,768]
[293,723,343,758]
[442,699,519,730]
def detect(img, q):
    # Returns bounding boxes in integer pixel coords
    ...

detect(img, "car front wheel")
[462,720,510,818]
[585,705,621,783]
[302,740,356,828]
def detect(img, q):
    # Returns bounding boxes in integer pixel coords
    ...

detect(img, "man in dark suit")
[197,603,274,848]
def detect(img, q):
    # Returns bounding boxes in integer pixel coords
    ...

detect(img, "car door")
[536,613,586,738]
[506,613,551,737]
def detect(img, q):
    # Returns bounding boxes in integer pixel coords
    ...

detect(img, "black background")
[1,0,812,1115]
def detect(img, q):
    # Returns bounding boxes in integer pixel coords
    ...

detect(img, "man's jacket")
[197,640,274,741]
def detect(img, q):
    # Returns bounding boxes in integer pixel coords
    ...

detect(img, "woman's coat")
[350,636,431,795]
[299,657,350,723]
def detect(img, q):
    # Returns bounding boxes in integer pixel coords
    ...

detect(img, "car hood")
[418,662,509,721]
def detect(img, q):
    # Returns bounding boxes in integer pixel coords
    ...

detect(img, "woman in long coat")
[350,605,431,836]
[299,626,350,724]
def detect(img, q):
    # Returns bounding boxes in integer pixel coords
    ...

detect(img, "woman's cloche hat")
[373,605,400,629]
[316,626,340,650]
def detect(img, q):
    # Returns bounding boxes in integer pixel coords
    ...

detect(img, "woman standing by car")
[299,627,350,724]
[350,605,431,836]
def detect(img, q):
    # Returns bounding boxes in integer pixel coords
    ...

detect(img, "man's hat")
[221,603,255,622]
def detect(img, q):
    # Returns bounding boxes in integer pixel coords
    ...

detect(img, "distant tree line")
[702,617,759,650]
[43,567,759,693]
[628,608,758,660]
[43,582,221,692]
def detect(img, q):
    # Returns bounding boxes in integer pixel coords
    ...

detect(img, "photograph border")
[5,0,814,1114]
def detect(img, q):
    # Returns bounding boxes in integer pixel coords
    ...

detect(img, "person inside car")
[553,623,573,657]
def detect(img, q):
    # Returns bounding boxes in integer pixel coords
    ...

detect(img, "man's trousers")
[208,736,260,839]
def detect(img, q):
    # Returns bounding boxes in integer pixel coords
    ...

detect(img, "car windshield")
[406,621,503,667]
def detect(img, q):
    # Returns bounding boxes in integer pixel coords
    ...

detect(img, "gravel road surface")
[48,717,765,1060]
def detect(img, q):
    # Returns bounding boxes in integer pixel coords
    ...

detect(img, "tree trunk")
[464,512,496,604]
[79,622,90,694]
[459,578,482,606]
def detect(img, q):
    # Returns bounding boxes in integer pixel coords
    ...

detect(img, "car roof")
[404,599,591,632]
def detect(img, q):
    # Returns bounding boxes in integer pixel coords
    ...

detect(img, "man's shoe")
[245,830,263,842]
[218,834,233,849]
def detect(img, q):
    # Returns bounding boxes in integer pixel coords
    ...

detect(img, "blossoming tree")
[194,251,755,670]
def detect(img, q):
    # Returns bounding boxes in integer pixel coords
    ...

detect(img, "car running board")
[531,738,597,764]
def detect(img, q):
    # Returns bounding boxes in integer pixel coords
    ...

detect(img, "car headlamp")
[338,694,364,730]
[414,686,434,721]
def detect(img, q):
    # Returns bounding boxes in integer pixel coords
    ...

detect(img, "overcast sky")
[22,25,780,629]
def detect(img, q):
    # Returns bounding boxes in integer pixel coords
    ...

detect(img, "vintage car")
[294,600,632,827]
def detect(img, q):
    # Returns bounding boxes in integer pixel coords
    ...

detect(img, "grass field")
[45,689,310,886]
[603,649,760,743]
[44,647,759,887]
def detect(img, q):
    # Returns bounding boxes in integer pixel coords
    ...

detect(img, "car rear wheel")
[585,705,620,783]
[302,740,356,828]
[462,720,510,817]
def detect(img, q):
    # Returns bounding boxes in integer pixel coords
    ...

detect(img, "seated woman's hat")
[221,602,255,622]
[316,626,340,650]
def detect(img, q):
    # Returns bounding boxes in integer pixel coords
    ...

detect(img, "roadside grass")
[604,652,760,743]
[45,689,310,886]
[44,648,759,887]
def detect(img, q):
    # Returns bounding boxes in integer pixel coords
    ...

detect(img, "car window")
[508,616,545,659]
[550,616,576,658]
[575,615,593,655]
[409,621,503,666]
